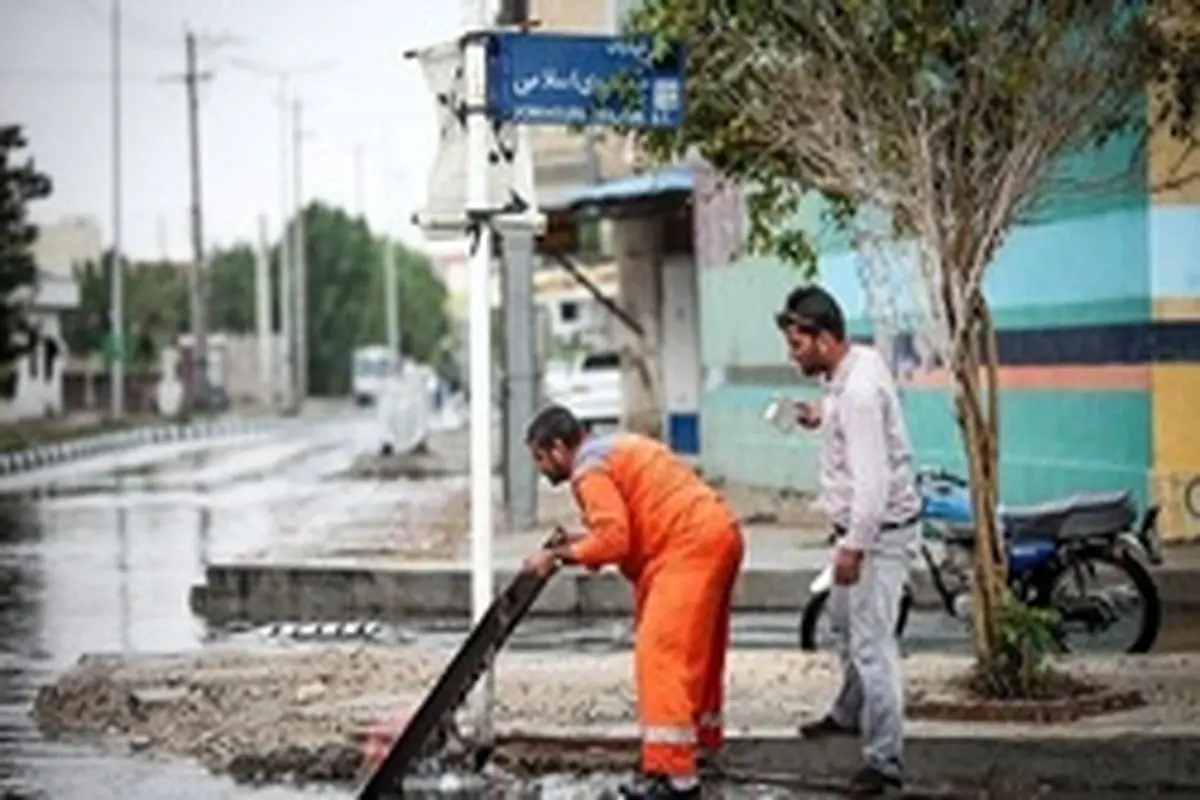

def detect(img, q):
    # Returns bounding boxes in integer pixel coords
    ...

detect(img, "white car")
[545,350,622,427]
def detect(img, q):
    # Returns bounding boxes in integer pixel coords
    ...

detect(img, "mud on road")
[32,646,1200,789]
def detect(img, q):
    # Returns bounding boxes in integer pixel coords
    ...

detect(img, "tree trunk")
[953,293,1007,661]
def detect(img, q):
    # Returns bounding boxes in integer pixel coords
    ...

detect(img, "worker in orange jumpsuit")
[522,405,745,800]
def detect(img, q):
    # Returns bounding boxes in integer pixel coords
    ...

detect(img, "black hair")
[775,284,846,341]
[525,404,586,449]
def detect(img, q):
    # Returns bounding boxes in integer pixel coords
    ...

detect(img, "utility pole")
[496,0,538,532]
[184,30,211,411]
[383,232,399,357]
[292,99,308,407]
[383,160,401,358]
[277,79,294,412]
[226,57,334,412]
[254,214,274,408]
[109,0,124,417]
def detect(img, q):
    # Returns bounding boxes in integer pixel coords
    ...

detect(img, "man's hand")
[522,549,560,579]
[832,544,863,586]
[795,400,822,430]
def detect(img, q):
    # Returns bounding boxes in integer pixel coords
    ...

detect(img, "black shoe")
[798,715,860,739]
[847,765,902,796]
[696,751,724,779]
[618,774,701,799]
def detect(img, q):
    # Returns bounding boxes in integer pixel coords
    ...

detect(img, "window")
[581,351,620,371]
[559,300,580,323]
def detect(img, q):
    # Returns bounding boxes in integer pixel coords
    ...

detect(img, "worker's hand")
[795,400,822,430]
[546,525,571,548]
[522,549,560,579]
[832,544,863,586]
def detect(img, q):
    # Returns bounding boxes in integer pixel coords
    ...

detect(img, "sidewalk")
[33,647,1200,792]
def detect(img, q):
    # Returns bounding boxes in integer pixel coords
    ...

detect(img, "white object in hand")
[763,395,797,433]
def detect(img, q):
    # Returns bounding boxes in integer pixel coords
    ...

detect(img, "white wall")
[10,311,68,420]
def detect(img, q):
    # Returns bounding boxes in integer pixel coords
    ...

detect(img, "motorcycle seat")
[934,491,1136,544]
[1002,491,1136,541]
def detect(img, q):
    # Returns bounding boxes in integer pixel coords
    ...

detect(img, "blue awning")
[553,165,694,211]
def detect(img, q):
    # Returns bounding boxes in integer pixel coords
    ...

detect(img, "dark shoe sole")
[798,720,861,739]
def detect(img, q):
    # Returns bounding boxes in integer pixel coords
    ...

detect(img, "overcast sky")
[1,0,462,261]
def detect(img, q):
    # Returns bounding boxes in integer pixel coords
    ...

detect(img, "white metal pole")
[277,78,294,411]
[292,99,308,407]
[254,214,273,407]
[383,234,399,356]
[463,0,494,740]
[109,0,124,417]
[383,155,400,357]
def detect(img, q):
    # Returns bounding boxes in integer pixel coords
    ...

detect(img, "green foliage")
[0,125,51,366]
[64,203,451,397]
[966,592,1071,700]
[208,244,257,334]
[297,202,450,396]
[619,0,1200,272]
[63,255,188,370]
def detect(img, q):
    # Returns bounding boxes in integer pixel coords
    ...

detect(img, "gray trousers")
[826,528,913,779]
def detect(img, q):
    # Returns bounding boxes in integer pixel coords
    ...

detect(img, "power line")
[0,69,161,85]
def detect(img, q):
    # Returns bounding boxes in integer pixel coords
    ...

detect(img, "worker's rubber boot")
[618,774,701,799]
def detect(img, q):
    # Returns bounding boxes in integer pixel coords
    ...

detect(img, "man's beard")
[544,467,570,486]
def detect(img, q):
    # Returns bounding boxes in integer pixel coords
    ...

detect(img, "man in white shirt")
[776,284,920,797]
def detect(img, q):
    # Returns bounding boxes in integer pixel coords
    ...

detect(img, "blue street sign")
[485,32,685,129]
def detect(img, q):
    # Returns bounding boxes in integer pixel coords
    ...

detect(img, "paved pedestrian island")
[191,528,1200,625]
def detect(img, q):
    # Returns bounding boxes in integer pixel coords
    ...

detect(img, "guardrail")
[0,417,286,476]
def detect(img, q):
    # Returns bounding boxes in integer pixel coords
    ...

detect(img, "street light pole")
[226,56,334,413]
[292,99,308,407]
[109,0,124,417]
[277,75,294,411]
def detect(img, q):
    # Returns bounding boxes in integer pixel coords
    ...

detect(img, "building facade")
[2,216,92,421]
[696,131,1200,541]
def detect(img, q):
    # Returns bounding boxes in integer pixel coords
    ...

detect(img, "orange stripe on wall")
[902,364,1151,391]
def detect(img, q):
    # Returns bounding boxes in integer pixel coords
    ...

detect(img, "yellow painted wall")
[1152,297,1200,321]
[1150,364,1200,541]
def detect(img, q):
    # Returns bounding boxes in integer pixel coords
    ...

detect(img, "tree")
[391,241,451,366]
[624,0,1199,672]
[0,125,52,367]
[294,202,451,396]
[64,255,188,369]
[208,244,258,334]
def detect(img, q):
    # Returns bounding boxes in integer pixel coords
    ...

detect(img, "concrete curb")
[492,726,1200,793]
[190,560,1200,624]
[0,417,285,477]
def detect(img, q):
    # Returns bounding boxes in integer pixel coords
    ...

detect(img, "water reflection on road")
[0,421,373,800]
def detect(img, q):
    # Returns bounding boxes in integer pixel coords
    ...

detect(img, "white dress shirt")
[817,345,921,551]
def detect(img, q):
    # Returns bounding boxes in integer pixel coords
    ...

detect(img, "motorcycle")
[798,467,1165,654]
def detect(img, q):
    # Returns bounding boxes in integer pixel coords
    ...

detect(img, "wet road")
[0,413,385,800]
[1,412,1195,800]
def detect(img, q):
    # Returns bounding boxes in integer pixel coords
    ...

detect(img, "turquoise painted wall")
[701,205,1154,371]
[702,384,1150,508]
[699,201,1156,507]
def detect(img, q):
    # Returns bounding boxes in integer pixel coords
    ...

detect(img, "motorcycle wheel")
[1038,550,1161,654]
[798,586,914,652]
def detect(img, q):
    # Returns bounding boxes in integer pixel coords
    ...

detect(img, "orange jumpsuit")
[567,433,745,778]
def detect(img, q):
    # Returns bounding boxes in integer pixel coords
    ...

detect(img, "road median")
[190,554,1200,625]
